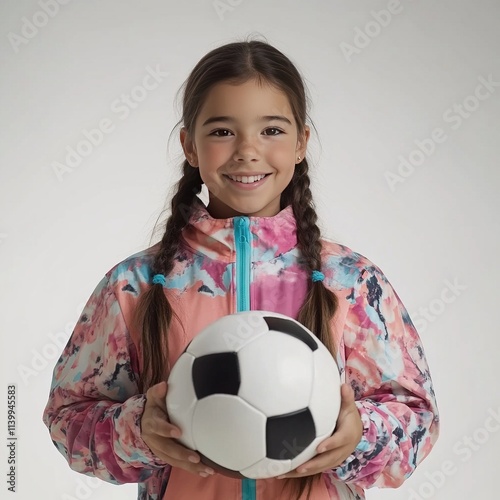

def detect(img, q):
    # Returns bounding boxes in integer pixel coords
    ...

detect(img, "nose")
[232,137,259,163]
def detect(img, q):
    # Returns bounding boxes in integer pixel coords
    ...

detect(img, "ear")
[180,127,199,167]
[296,125,310,162]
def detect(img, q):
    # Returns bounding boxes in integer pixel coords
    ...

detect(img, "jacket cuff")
[328,400,388,481]
[112,394,171,470]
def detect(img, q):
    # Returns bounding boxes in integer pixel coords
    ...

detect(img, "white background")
[1,1,499,499]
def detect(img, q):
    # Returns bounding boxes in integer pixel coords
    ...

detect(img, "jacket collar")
[181,196,298,262]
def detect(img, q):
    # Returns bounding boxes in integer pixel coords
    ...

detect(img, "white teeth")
[227,174,267,184]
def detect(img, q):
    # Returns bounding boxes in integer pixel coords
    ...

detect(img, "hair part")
[132,35,339,500]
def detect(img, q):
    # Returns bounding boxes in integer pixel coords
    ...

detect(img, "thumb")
[155,380,167,397]
[340,383,356,409]
[147,380,168,407]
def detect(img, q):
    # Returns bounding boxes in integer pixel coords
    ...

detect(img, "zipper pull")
[237,218,249,243]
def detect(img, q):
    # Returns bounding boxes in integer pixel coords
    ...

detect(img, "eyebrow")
[201,115,293,127]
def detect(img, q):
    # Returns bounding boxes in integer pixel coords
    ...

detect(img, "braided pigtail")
[281,158,340,499]
[287,159,338,355]
[132,162,203,393]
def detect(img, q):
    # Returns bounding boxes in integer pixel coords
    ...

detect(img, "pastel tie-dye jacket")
[42,197,439,500]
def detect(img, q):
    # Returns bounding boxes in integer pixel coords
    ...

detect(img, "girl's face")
[180,79,309,219]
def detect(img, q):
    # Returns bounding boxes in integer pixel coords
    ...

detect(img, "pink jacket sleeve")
[42,274,170,484]
[326,264,440,488]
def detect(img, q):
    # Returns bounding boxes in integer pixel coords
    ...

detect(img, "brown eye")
[265,127,283,135]
[212,129,232,137]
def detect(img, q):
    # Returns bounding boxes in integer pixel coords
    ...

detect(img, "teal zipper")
[242,478,256,500]
[234,216,256,500]
[235,217,251,312]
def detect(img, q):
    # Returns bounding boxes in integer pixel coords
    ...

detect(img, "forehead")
[198,79,293,120]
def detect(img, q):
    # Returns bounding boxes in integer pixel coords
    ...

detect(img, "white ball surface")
[192,395,266,471]
[238,331,313,415]
[165,310,341,479]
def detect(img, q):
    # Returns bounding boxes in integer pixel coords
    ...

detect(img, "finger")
[302,447,350,472]
[148,436,201,463]
[144,383,183,437]
[147,440,216,477]
[339,383,355,411]
[142,410,182,438]
[147,381,168,410]
[277,447,351,478]
[171,458,215,478]
[148,444,214,476]
[318,418,363,454]
[316,432,348,453]
[317,412,359,453]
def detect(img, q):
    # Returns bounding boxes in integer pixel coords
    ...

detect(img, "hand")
[277,383,363,479]
[141,381,215,478]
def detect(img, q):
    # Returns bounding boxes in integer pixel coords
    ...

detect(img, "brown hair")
[133,35,339,500]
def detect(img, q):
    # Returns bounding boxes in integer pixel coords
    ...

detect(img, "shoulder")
[319,236,384,290]
[102,243,161,293]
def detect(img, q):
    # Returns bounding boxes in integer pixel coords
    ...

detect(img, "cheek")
[203,142,230,162]
[264,142,295,164]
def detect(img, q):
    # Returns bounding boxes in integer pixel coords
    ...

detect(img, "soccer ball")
[165,310,341,479]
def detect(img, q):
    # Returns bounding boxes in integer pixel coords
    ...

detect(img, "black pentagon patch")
[192,352,240,399]
[263,317,318,351]
[266,408,316,460]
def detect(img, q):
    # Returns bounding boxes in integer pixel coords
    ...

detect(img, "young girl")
[42,38,439,500]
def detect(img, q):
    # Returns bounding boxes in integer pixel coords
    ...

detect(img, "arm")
[41,274,169,484]
[328,264,440,488]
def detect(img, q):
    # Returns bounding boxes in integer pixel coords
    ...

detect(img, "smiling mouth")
[224,173,272,184]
